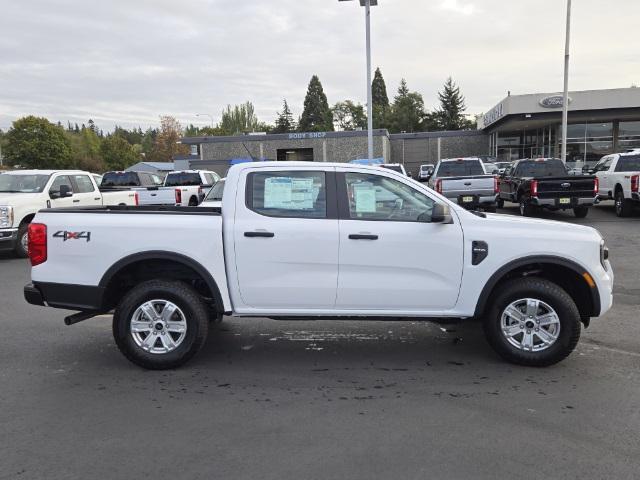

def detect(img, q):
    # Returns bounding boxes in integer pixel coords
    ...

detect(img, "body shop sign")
[539,95,572,108]
[288,132,327,139]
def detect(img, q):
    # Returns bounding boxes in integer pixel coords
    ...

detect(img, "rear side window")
[72,174,96,193]
[247,171,327,218]
[437,160,484,177]
[165,172,202,186]
[101,172,141,187]
[615,155,640,172]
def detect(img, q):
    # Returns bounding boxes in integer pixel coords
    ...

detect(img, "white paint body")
[31,162,614,319]
[594,153,640,202]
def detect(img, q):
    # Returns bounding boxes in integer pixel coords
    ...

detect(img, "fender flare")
[99,250,225,313]
[473,255,601,318]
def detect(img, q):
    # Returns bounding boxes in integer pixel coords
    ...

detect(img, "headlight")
[600,239,609,271]
[0,206,13,228]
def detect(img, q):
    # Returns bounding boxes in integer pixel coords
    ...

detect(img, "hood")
[0,193,43,207]
[480,211,599,237]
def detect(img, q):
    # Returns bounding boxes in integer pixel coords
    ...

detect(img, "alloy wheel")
[500,298,561,352]
[130,299,187,354]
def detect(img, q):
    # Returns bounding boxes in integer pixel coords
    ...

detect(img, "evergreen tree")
[219,101,260,135]
[298,75,333,132]
[433,77,472,130]
[388,79,427,134]
[273,99,296,134]
[371,67,390,129]
[332,101,367,131]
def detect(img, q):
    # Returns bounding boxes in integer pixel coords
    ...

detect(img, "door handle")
[72,199,80,203]
[94,197,101,201]
[244,231,275,238]
[348,234,378,240]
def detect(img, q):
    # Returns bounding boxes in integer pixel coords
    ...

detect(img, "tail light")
[28,223,47,266]
[435,179,442,194]
[531,180,538,197]
[494,176,499,194]
[134,192,139,206]
[175,188,182,204]
[593,177,599,197]
[198,186,203,196]
[631,175,639,193]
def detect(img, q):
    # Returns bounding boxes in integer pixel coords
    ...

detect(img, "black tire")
[14,223,29,258]
[482,277,581,367]
[112,280,209,370]
[188,196,198,207]
[615,190,632,217]
[519,197,533,217]
[573,206,589,218]
[496,198,504,209]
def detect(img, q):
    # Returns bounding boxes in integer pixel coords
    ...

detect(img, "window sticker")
[353,183,377,213]
[264,176,317,210]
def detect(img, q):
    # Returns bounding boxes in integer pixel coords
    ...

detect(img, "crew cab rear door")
[335,168,464,312]
[232,166,339,310]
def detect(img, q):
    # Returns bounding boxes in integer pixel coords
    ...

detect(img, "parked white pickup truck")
[0,170,137,257]
[168,170,220,206]
[593,152,640,217]
[24,162,613,369]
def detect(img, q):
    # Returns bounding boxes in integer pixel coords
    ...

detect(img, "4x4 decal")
[53,231,91,242]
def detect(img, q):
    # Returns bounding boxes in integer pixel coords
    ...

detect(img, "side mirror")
[492,169,499,175]
[60,184,73,197]
[427,204,453,224]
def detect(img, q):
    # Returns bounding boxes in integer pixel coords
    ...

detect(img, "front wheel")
[573,206,589,218]
[112,280,209,369]
[14,223,29,258]
[483,277,581,367]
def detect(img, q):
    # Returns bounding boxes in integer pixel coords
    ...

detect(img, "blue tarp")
[229,157,268,165]
[349,158,385,165]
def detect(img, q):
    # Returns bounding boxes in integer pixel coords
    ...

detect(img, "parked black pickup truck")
[498,158,598,218]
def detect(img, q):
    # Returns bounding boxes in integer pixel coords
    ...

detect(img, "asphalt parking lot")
[1,201,639,480]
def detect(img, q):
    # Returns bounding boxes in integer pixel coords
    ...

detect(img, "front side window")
[72,174,96,193]
[248,171,327,219]
[344,173,435,222]
[50,175,73,194]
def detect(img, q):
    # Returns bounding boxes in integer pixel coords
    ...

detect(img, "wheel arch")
[18,212,36,226]
[474,255,601,322]
[99,251,224,313]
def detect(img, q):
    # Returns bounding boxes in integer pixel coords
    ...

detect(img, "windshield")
[496,162,512,169]
[515,160,568,177]
[616,155,640,172]
[101,172,140,187]
[437,160,485,177]
[0,174,51,193]
[164,172,202,187]
[204,180,225,201]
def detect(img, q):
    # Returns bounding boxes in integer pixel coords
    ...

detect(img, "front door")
[48,175,76,208]
[233,167,339,310]
[335,170,464,312]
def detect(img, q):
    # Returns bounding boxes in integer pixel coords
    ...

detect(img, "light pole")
[196,113,214,129]
[561,0,572,163]
[340,0,378,162]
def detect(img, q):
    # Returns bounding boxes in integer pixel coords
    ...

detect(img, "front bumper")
[532,196,596,209]
[0,228,18,251]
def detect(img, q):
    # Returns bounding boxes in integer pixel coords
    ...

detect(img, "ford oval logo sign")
[561,182,571,188]
[539,95,571,108]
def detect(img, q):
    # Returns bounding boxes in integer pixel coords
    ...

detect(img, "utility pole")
[561,0,572,163]
[364,0,373,161]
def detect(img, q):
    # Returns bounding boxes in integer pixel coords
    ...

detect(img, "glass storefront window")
[566,123,586,140]
[586,122,613,140]
[619,121,640,151]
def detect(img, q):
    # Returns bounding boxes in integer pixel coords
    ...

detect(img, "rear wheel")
[483,277,581,366]
[573,206,589,218]
[188,196,198,206]
[14,223,29,258]
[112,280,209,369]
[496,198,504,209]
[615,190,632,217]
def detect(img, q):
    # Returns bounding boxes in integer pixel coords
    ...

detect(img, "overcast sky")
[1,0,639,132]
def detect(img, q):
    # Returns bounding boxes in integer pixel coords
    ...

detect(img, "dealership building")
[177,87,640,176]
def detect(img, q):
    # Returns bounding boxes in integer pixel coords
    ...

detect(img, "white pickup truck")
[166,170,220,207]
[593,152,640,217]
[23,162,613,370]
[0,170,137,257]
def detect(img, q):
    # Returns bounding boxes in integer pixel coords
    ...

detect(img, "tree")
[371,67,390,129]
[100,134,139,171]
[219,102,260,135]
[273,99,296,134]
[433,77,473,130]
[4,116,72,169]
[147,116,189,162]
[332,100,367,131]
[388,79,427,133]
[67,126,104,172]
[298,75,333,132]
